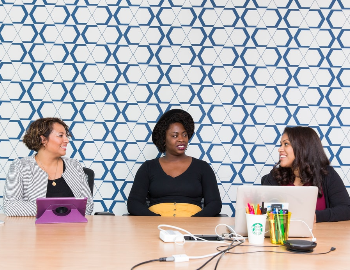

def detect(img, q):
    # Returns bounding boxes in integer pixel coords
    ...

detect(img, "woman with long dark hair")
[262,126,350,222]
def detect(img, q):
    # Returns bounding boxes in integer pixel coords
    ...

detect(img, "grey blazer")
[3,156,93,216]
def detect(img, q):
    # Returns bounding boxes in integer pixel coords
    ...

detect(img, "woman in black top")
[261,126,350,223]
[3,117,93,216]
[127,109,222,217]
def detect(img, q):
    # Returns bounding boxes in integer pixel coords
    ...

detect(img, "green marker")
[279,209,285,242]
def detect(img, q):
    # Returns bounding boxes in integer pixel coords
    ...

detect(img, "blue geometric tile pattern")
[0,0,350,216]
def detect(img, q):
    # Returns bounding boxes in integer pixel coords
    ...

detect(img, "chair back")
[83,167,95,195]
[82,167,115,216]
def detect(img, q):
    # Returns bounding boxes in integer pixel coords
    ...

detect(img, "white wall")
[0,0,349,216]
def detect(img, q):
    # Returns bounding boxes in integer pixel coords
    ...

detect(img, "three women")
[4,115,349,222]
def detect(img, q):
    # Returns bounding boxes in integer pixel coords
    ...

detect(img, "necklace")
[36,156,59,186]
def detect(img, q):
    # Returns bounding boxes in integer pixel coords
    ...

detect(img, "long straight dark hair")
[272,126,330,196]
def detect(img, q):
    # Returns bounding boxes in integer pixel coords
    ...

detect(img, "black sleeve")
[316,167,350,222]
[127,162,160,216]
[192,161,222,217]
[261,172,278,186]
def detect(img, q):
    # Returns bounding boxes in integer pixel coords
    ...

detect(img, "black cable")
[214,251,227,270]
[196,240,244,270]
[212,242,233,270]
[213,240,237,270]
[216,246,336,255]
[290,247,336,255]
[130,257,168,270]
[239,244,282,248]
[131,243,334,270]
[215,243,285,252]
[195,250,223,270]
[196,245,232,270]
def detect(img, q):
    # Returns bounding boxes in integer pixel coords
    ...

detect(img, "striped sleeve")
[3,157,94,216]
[3,159,39,216]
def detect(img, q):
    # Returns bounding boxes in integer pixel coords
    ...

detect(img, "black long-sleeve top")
[261,166,350,222]
[127,158,222,217]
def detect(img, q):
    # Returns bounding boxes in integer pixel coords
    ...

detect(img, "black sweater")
[261,166,350,222]
[127,158,222,217]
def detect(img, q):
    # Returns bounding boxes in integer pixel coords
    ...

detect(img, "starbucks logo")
[251,223,263,236]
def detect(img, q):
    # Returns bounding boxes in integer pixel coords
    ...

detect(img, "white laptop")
[233,185,318,237]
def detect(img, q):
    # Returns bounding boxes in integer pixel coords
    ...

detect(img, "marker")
[261,202,265,214]
[275,212,282,243]
[269,212,276,243]
[247,203,251,212]
[284,211,290,239]
[248,203,254,214]
[279,209,285,242]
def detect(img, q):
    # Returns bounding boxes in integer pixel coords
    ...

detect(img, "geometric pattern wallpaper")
[0,0,349,216]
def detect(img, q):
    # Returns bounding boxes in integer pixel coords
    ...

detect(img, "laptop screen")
[233,185,318,237]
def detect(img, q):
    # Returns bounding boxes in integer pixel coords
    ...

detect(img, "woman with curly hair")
[127,109,222,217]
[3,117,93,216]
[262,126,350,223]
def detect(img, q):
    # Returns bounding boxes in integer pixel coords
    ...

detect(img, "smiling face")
[278,133,295,168]
[41,123,69,157]
[164,122,188,156]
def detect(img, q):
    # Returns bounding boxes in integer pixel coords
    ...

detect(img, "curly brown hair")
[272,126,329,197]
[23,117,71,152]
[152,109,194,153]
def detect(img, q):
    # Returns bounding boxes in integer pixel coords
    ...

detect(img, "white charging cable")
[290,219,316,242]
[157,224,231,262]
[215,224,245,242]
[158,224,210,242]
[158,224,230,244]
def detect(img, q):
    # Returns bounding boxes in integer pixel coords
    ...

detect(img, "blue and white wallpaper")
[0,0,349,216]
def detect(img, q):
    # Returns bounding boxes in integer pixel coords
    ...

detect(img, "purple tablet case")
[35,197,88,224]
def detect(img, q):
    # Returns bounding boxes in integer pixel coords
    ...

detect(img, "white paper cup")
[246,214,267,244]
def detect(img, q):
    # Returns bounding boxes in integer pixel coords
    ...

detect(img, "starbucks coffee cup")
[246,213,267,244]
